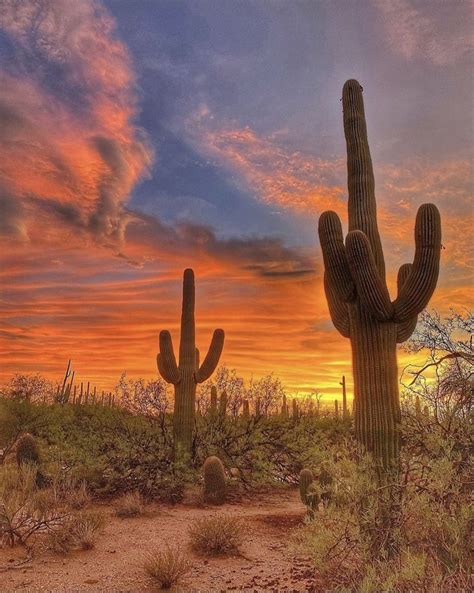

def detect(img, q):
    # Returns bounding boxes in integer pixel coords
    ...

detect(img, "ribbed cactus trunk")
[319,80,441,472]
[158,269,225,457]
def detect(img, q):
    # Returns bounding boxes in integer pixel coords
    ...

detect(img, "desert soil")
[0,488,320,593]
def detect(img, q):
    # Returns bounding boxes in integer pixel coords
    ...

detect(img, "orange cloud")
[185,111,347,217]
[0,0,152,244]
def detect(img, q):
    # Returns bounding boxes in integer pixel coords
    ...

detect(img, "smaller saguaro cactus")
[16,434,40,466]
[334,399,339,418]
[242,399,250,419]
[255,397,261,418]
[281,394,289,418]
[158,269,225,456]
[203,456,226,504]
[218,390,228,418]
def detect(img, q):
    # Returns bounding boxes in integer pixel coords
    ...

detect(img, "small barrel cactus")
[299,468,319,517]
[319,465,333,506]
[16,433,40,466]
[203,456,226,504]
[299,468,314,504]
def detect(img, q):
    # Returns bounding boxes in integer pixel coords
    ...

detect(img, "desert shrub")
[115,491,143,517]
[0,464,67,546]
[65,481,91,510]
[48,510,105,553]
[69,510,105,550]
[189,515,243,556]
[292,428,472,592]
[144,545,191,589]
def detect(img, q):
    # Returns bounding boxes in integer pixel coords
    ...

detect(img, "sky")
[0,0,472,400]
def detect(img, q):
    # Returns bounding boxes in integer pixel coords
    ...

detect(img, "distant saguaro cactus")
[219,389,228,418]
[340,375,348,419]
[158,269,225,456]
[242,399,250,418]
[203,456,226,504]
[210,385,218,415]
[292,398,299,421]
[318,80,441,469]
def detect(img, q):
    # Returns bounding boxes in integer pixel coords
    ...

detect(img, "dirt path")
[0,488,319,592]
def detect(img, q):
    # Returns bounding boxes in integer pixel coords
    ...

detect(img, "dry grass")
[188,515,243,556]
[144,545,191,589]
[115,491,144,518]
[48,510,105,553]
[66,481,91,510]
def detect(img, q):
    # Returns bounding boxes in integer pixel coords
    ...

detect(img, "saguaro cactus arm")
[158,330,181,384]
[318,211,354,302]
[346,230,393,321]
[195,329,225,383]
[324,274,350,338]
[396,264,418,343]
[393,204,441,322]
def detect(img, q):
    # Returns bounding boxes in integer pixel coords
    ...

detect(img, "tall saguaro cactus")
[158,269,225,455]
[319,80,441,470]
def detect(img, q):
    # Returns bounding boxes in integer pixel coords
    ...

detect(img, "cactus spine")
[158,269,225,456]
[203,455,226,504]
[318,80,441,470]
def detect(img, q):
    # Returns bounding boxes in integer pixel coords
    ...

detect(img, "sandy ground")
[0,488,320,593]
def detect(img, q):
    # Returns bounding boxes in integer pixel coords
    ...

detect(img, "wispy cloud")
[185,107,346,216]
[372,0,473,65]
[0,0,152,244]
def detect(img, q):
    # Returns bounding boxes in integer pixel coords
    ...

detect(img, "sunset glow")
[1,0,472,400]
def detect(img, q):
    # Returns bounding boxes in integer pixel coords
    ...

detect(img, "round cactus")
[319,464,333,507]
[203,456,226,505]
[299,468,314,504]
[16,433,40,466]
